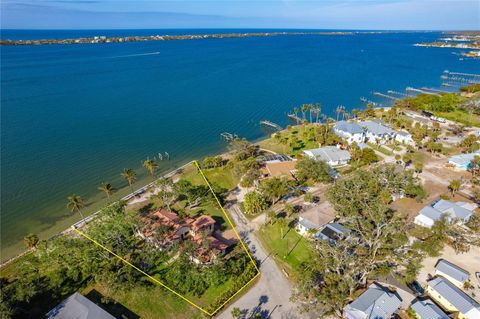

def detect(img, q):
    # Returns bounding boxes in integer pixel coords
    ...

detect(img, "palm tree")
[143,159,158,179]
[293,107,299,125]
[121,168,136,192]
[449,180,461,197]
[301,104,308,121]
[98,182,115,201]
[67,194,85,221]
[315,103,321,123]
[308,104,313,123]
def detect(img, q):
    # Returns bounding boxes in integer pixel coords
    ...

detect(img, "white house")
[359,121,397,144]
[333,121,365,144]
[394,131,414,145]
[303,146,351,167]
[414,200,476,229]
[296,217,319,236]
[448,151,480,171]
[47,292,116,319]
[315,222,347,245]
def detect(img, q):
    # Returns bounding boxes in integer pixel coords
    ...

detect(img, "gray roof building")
[315,223,346,244]
[334,121,364,135]
[415,200,476,228]
[46,292,116,319]
[435,259,470,285]
[411,299,449,319]
[359,121,396,136]
[303,146,351,165]
[427,277,480,316]
[343,282,402,319]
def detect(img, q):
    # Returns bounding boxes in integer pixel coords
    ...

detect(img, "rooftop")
[417,200,475,223]
[449,151,480,167]
[359,121,396,136]
[435,259,470,284]
[333,121,364,134]
[344,282,402,319]
[427,276,480,314]
[304,146,351,163]
[265,160,297,179]
[46,292,115,319]
[411,299,449,319]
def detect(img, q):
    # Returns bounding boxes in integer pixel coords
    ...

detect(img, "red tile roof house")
[138,209,229,264]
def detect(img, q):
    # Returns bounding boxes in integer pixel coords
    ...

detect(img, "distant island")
[414,31,480,57]
[0,30,397,46]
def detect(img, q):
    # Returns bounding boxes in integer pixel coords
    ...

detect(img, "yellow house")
[426,276,480,319]
[435,259,470,289]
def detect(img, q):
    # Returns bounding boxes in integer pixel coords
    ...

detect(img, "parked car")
[408,281,425,296]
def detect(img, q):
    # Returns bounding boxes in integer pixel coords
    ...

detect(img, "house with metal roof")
[394,131,414,145]
[343,282,402,319]
[315,222,347,245]
[333,121,365,144]
[426,277,480,319]
[414,200,476,229]
[303,146,351,167]
[358,121,397,144]
[46,292,115,319]
[296,217,320,236]
[449,151,480,170]
[411,298,449,319]
[435,259,471,289]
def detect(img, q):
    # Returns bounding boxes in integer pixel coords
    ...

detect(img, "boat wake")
[110,51,160,58]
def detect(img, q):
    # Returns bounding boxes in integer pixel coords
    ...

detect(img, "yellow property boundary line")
[73,160,260,317]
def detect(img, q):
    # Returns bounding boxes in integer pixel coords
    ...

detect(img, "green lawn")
[366,142,394,156]
[181,163,240,191]
[256,221,314,279]
[257,125,320,156]
[83,283,203,319]
[435,110,480,127]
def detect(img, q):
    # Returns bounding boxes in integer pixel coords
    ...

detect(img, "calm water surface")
[1,29,479,260]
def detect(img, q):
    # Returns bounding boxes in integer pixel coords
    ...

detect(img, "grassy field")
[258,125,320,156]
[257,221,314,279]
[435,110,480,127]
[83,283,204,319]
[181,162,240,191]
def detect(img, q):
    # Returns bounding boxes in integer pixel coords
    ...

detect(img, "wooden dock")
[406,87,440,96]
[287,113,303,123]
[260,120,282,130]
[373,92,399,101]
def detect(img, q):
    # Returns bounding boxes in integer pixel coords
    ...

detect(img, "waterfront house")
[426,277,480,319]
[435,259,471,289]
[343,282,402,319]
[315,222,347,245]
[264,160,297,180]
[448,151,480,170]
[303,146,351,167]
[190,215,216,237]
[333,121,365,144]
[47,292,115,319]
[411,298,449,319]
[192,234,229,264]
[414,200,476,229]
[395,131,414,145]
[359,121,397,144]
[296,217,320,236]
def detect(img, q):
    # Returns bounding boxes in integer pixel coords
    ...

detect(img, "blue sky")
[1,0,479,30]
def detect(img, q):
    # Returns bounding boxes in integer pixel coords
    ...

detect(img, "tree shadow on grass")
[85,289,140,319]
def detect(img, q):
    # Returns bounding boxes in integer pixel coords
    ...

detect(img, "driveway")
[217,204,301,319]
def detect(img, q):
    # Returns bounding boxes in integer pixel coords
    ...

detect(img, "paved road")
[217,204,301,319]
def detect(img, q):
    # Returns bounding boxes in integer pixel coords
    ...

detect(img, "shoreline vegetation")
[1,30,398,46]
[414,31,480,57]
[2,82,480,318]
[2,82,480,266]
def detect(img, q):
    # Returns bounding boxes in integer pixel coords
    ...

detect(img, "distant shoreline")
[0,31,389,46]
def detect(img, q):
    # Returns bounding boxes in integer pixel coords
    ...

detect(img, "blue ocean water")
[1,29,479,259]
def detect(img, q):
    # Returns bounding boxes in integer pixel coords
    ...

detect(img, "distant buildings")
[303,146,351,167]
[426,277,480,319]
[448,151,480,170]
[343,282,402,319]
[46,292,115,319]
[414,199,476,229]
